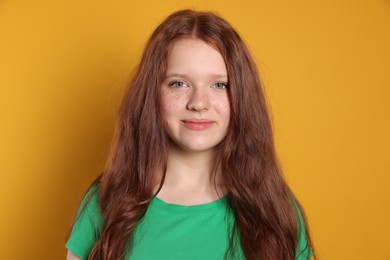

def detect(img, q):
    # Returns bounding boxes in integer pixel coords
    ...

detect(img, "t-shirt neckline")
[151,195,228,213]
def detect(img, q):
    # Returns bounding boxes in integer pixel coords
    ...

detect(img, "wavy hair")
[77,9,313,260]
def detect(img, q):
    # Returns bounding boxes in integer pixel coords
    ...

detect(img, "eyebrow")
[164,73,228,80]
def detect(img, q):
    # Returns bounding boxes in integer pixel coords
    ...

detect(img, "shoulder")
[79,184,101,215]
[66,184,103,259]
[295,201,314,260]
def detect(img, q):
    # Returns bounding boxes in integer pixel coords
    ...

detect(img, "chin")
[168,140,215,153]
[180,140,223,153]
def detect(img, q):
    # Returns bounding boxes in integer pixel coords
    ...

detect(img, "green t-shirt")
[66,187,313,259]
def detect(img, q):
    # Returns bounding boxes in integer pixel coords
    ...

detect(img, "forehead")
[166,38,227,77]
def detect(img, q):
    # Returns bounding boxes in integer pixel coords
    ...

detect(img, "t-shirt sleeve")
[66,185,104,259]
[295,206,314,260]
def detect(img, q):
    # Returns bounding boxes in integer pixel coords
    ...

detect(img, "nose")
[187,88,210,112]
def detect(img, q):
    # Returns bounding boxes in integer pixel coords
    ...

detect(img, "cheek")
[161,90,187,117]
[213,95,231,122]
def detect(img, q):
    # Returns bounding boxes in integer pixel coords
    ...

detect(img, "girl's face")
[161,39,231,153]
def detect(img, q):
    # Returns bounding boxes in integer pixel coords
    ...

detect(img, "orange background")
[1,1,389,259]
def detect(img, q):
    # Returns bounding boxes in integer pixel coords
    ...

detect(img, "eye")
[214,82,229,89]
[168,81,188,88]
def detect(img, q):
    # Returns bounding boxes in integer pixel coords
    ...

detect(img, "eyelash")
[168,81,229,89]
[214,82,229,89]
[168,81,188,88]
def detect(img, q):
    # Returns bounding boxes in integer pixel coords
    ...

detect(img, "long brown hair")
[80,9,314,260]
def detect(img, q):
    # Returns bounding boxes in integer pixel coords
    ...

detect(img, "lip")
[182,119,214,131]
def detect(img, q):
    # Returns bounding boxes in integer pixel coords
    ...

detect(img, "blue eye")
[215,82,228,89]
[168,81,187,88]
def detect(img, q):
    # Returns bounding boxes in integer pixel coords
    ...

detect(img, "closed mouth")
[182,119,214,130]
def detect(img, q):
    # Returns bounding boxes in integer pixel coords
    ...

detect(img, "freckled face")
[161,39,230,153]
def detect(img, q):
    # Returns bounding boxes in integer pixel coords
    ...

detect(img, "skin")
[66,251,80,260]
[156,38,230,205]
[160,38,230,154]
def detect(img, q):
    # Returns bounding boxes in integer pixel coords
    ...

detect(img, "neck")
[156,143,225,205]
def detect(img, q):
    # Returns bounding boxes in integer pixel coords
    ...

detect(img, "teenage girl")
[66,9,314,260]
